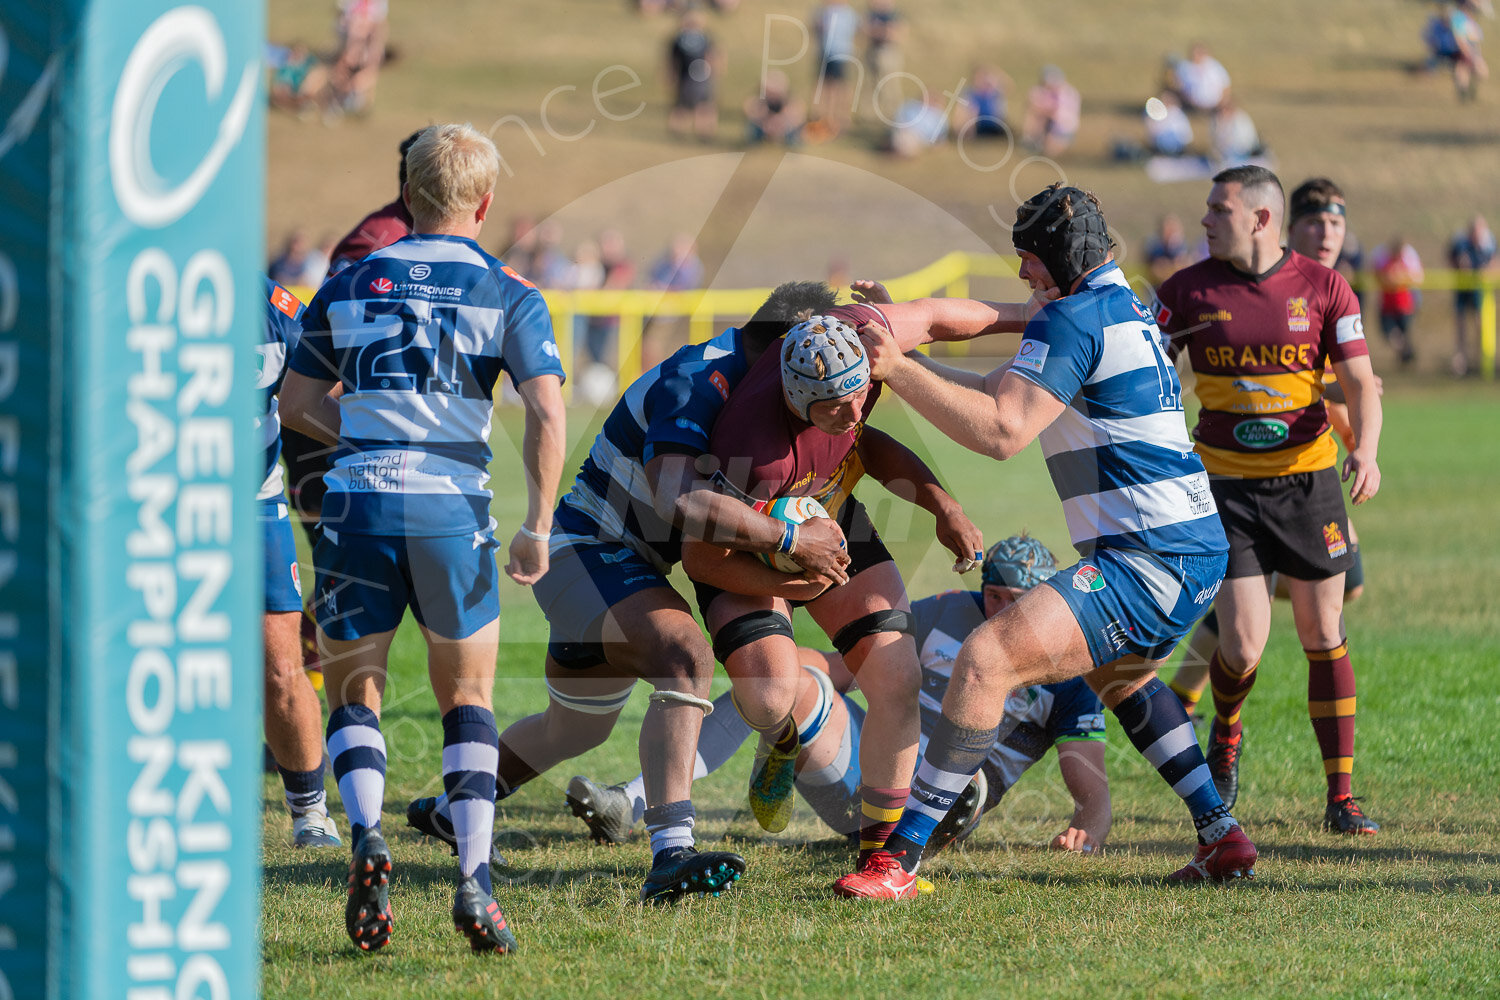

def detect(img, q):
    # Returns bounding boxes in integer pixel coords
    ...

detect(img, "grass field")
[261,384,1500,1000]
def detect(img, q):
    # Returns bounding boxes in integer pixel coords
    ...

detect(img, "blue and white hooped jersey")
[912,591,1106,789]
[1009,262,1227,558]
[289,234,565,536]
[257,278,304,501]
[555,326,750,570]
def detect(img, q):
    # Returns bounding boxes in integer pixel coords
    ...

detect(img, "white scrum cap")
[780,314,871,422]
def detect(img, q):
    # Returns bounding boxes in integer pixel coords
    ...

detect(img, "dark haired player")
[1153,166,1382,835]
[846,183,1252,897]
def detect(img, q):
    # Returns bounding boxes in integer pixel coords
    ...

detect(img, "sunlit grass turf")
[262,385,1500,999]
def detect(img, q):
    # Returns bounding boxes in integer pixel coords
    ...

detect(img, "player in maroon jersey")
[682,300,1005,866]
[1153,165,1383,835]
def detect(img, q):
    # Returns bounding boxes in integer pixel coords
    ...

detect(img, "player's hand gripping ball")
[758,496,830,573]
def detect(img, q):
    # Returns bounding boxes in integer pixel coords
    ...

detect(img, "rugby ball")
[758,496,829,573]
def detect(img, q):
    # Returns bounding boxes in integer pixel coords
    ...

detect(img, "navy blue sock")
[883,715,1000,872]
[644,800,696,859]
[442,705,499,896]
[326,703,386,847]
[277,761,326,816]
[1113,677,1235,842]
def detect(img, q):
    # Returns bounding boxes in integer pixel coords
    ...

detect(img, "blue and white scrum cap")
[982,534,1058,590]
[781,314,871,423]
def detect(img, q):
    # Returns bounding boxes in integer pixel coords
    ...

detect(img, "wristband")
[779,521,797,555]
[518,524,550,542]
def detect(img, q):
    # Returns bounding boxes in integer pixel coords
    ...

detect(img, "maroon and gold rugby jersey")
[1153,250,1367,479]
[707,303,887,516]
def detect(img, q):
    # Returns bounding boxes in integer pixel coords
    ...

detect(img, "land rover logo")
[1233,418,1290,449]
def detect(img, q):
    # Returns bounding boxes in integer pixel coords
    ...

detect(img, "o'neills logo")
[1233,417,1290,449]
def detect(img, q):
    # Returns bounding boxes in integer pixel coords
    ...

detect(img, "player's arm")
[1050,739,1111,853]
[506,373,566,585]
[645,454,850,586]
[278,371,342,446]
[862,323,1065,460]
[680,537,832,602]
[875,292,1056,352]
[857,427,984,564]
[1329,353,1382,505]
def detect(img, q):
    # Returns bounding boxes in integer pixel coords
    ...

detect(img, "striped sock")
[882,715,999,871]
[643,799,695,857]
[1114,678,1236,843]
[278,762,327,817]
[857,786,909,862]
[1209,649,1258,740]
[796,699,863,836]
[326,703,386,846]
[1168,678,1203,715]
[442,705,500,895]
[1307,641,1356,801]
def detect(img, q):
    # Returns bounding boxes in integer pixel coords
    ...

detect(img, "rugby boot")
[345,829,394,952]
[832,849,923,900]
[451,876,518,954]
[1205,725,1242,811]
[292,805,342,848]
[1166,825,1258,883]
[405,796,506,864]
[566,776,636,845]
[926,769,988,855]
[747,737,799,833]
[639,846,746,904]
[1323,795,1380,835]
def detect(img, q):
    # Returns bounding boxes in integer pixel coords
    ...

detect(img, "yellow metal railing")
[287,254,1499,390]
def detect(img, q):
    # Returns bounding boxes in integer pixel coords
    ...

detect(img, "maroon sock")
[1209,648,1258,740]
[857,785,908,864]
[1307,641,1356,800]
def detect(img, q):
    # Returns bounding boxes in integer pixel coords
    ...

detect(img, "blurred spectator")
[269,230,321,288]
[1021,65,1081,158]
[649,233,705,291]
[666,7,722,140]
[1209,98,1263,162]
[530,221,574,288]
[303,234,334,285]
[1424,1,1489,100]
[326,129,423,277]
[501,215,539,279]
[582,229,636,370]
[1448,214,1497,375]
[328,0,389,115]
[645,234,705,368]
[864,0,906,115]
[811,0,860,136]
[887,91,948,158]
[745,70,807,145]
[1336,229,1366,309]
[1370,235,1424,367]
[267,42,328,116]
[953,65,1012,140]
[1144,91,1193,156]
[1144,214,1193,287]
[1173,42,1232,112]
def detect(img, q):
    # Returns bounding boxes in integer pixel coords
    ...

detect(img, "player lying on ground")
[836,184,1255,899]
[567,534,1111,856]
